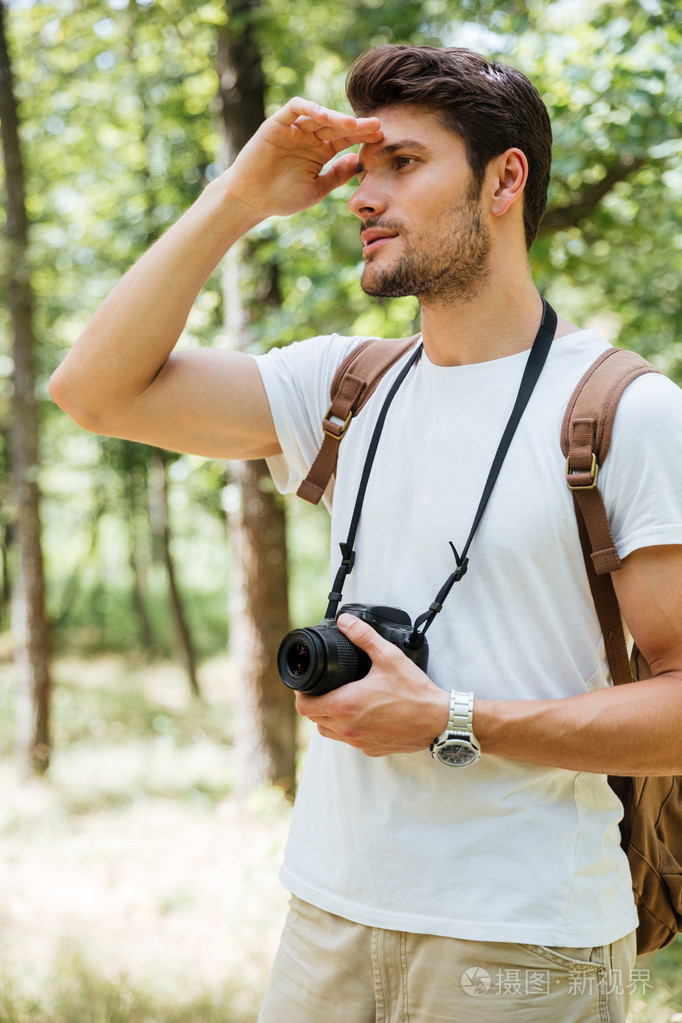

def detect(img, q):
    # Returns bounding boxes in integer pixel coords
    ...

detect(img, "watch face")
[436,741,478,767]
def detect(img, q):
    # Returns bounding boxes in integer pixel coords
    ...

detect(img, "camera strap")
[325,341,424,619]
[325,298,558,636]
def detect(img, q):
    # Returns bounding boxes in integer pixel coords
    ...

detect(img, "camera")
[277,603,429,696]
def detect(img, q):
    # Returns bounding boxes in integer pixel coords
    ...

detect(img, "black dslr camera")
[277,603,429,696]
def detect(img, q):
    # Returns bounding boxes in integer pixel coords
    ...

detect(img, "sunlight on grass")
[629,942,682,1023]
[0,939,253,1023]
[0,653,291,1023]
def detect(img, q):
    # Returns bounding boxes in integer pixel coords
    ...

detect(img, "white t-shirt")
[255,327,682,946]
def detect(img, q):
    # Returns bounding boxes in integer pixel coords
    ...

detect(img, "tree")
[217,0,296,795]
[148,447,201,696]
[0,0,52,776]
[2,0,680,785]
[503,0,682,374]
[126,2,201,695]
[9,0,227,665]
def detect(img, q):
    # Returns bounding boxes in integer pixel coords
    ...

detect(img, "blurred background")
[0,0,680,1019]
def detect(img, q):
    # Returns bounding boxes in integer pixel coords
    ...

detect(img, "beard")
[360,196,491,304]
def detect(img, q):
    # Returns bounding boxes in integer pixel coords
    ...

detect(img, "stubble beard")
[360,196,491,304]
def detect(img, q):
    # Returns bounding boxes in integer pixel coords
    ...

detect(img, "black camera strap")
[325,298,558,637]
[325,341,424,619]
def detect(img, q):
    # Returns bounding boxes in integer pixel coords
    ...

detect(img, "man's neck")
[418,279,578,367]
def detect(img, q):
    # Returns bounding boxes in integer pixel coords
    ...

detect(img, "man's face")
[349,105,491,304]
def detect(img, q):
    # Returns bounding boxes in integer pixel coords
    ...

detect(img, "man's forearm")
[50,98,383,434]
[474,673,682,775]
[49,176,261,422]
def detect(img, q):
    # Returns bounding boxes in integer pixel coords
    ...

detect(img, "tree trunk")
[148,447,201,697]
[227,461,295,794]
[217,0,296,795]
[0,0,52,776]
[122,442,156,651]
[0,521,10,622]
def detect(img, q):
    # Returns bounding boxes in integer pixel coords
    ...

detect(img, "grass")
[0,943,251,1023]
[0,652,291,1023]
[631,941,682,1022]
[0,651,680,1021]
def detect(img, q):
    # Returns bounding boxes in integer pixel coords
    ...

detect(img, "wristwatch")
[430,690,481,766]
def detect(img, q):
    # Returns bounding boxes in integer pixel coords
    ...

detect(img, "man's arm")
[49,99,383,459]
[297,544,682,774]
[473,544,682,775]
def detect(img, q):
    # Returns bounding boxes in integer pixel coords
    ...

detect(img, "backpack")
[297,333,682,957]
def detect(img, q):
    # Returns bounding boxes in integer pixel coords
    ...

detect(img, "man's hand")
[50,97,382,459]
[295,613,450,757]
[222,98,383,220]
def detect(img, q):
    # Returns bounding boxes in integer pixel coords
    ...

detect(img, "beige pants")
[258,896,637,1023]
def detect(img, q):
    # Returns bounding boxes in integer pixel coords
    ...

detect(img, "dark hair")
[346,45,552,249]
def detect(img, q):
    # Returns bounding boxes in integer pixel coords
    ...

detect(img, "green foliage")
[520,1,682,371]
[0,654,236,803]
[41,436,229,657]
[1,0,680,653]
[2,7,679,1012]
[630,936,682,1022]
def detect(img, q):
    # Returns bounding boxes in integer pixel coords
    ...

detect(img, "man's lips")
[361,228,398,256]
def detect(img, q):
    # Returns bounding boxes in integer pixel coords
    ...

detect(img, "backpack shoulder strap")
[297,334,420,505]
[561,346,660,684]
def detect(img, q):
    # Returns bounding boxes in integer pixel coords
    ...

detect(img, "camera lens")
[286,641,311,678]
[278,628,327,693]
[277,621,370,695]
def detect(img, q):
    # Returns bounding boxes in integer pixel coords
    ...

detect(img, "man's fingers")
[303,122,383,145]
[315,153,360,197]
[337,613,395,659]
[272,97,332,128]
[326,129,383,155]
[292,114,332,136]
[272,97,382,142]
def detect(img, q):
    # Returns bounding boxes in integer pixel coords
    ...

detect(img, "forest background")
[0,0,681,1019]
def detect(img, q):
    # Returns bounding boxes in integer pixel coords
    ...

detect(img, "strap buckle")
[323,405,353,439]
[565,453,599,490]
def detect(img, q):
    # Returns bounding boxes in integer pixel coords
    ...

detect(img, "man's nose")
[348,177,388,219]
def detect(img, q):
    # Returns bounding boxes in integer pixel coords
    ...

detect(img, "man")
[51,44,682,1023]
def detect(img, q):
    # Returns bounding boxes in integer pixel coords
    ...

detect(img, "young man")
[51,45,682,1023]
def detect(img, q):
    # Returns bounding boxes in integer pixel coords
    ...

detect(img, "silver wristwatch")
[430,690,481,767]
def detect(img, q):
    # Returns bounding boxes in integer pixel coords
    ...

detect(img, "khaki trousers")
[258,896,637,1023]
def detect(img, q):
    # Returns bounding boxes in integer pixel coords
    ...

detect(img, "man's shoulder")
[259,332,370,356]
[613,365,682,430]
[255,332,422,398]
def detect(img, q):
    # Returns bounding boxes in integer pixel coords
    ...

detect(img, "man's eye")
[395,156,415,169]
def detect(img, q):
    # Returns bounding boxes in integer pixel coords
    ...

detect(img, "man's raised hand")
[222,97,383,220]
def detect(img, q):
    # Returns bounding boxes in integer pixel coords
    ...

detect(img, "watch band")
[438,690,475,742]
[431,690,480,766]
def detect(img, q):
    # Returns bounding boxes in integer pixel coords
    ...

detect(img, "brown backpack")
[298,335,682,956]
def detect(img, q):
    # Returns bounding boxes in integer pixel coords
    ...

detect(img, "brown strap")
[562,347,661,685]
[562,348,655,462]
[297,334,420,505]
[562,348,660,575]
[574,498,633,685]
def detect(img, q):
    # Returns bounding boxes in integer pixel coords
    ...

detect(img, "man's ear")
[489,148,528,218]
